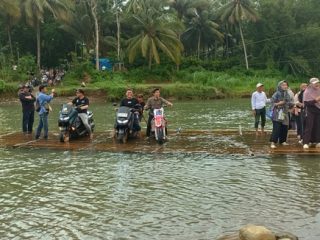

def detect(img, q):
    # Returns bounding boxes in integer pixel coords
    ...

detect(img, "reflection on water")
[0,99,319,239]
[0,98,264,134]
[0,149,319,239]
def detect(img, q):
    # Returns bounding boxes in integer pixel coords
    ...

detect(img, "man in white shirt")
[251,83,269,135]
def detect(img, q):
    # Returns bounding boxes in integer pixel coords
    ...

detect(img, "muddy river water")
[0,99,319,239]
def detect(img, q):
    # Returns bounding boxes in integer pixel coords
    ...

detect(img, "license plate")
[117,113,128,117]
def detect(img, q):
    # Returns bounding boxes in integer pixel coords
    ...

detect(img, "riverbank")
[0,69,303,100]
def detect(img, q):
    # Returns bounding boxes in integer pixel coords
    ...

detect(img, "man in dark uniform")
[18,85,36,134]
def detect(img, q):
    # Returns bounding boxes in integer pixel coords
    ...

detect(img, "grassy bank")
[0,68,303,100]
[52,68,302,100]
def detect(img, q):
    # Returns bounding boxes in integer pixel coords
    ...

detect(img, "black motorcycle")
[114,105,141,143]
[58,104,95,142]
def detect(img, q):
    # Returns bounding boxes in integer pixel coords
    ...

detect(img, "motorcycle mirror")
[112,102,117,106]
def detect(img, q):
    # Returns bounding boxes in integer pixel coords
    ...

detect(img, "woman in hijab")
[302,78,320,149]
[270,81,294,149]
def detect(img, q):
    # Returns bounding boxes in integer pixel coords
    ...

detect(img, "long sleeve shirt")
[251,91,269,110]
[37,92,53,115]
[19,91,36,111]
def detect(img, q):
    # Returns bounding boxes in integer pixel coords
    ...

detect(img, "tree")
[126,0,144,14]
[0,0,21,60]
[113,0,126,66]
[169,0,192,21]
[182,0,223,59]
[127,0,184,69]
[220,0,258,70]
[87,0,100,70]
[60,2,95,51]
[21,0,71,68]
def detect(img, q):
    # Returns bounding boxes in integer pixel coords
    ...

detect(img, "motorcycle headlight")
[63,116,70,121]
[117,119,128,124]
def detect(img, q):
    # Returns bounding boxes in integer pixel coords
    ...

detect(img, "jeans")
[254,107,266,129]
[78,113,92,134]
[35,113,49,139]
[22,110,34,133]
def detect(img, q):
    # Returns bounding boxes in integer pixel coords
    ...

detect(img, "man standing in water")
[144,88,173,137]
[18,85,36,134]
[71,89,93,140]
[251,83,269,135]
[35,85,55,139]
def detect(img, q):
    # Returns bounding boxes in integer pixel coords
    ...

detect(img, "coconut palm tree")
[127,0,184,69]
[182,1,223,59]
[112,0,126,65]
[60,3,95,51]
[126,0,144,13]
[0,0,21,59]
[22,0,72,68]
[168,0,191,21]
[220,0,258,70]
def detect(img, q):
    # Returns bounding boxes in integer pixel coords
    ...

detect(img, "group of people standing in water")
[18,77,319,149]
[18,85,172,140]
[252,78,320,149]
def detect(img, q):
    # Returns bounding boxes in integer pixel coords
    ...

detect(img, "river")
[0,99,319,239]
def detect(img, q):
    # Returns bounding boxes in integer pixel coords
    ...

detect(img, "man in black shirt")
[120,89,141,131]
[71,89,93,139]
[120,89,138,108]
[18,85,36,134]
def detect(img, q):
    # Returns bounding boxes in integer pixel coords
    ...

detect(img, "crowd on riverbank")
[252,78,320,149]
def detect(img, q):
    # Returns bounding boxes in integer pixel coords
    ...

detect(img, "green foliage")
[17,55,37,74]
[0,79,5,92]
[1,0,320,87]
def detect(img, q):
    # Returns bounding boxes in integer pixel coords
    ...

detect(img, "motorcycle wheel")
[117,132,123,142]
[59,131,69,143]
[59,132,64,142]
[123,131,128,144]
[117,130,129,143]
[156,128,164,144]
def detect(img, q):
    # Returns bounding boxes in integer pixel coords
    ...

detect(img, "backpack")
[35,99,41,112]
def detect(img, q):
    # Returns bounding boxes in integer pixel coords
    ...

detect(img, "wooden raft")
[0,130,319,155]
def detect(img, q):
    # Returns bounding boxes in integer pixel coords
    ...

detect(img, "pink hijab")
[304,78,320,109]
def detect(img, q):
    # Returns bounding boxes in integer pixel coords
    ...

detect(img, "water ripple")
[1,150,319,239]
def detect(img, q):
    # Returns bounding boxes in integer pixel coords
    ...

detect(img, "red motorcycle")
[151,107,167,144]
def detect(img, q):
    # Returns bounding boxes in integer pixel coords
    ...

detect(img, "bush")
[17,55,37,74]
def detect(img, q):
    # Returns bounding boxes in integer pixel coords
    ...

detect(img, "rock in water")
[239,225,276,240]
[275,232,299,240]
[216,233,239,240]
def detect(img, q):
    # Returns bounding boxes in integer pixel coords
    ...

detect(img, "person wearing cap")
[251,83,270,135]
[302,78,320,149]
[144,88,173,137]
[18,84,36,134]
[35,85,55,139]
[70,89,93,140]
